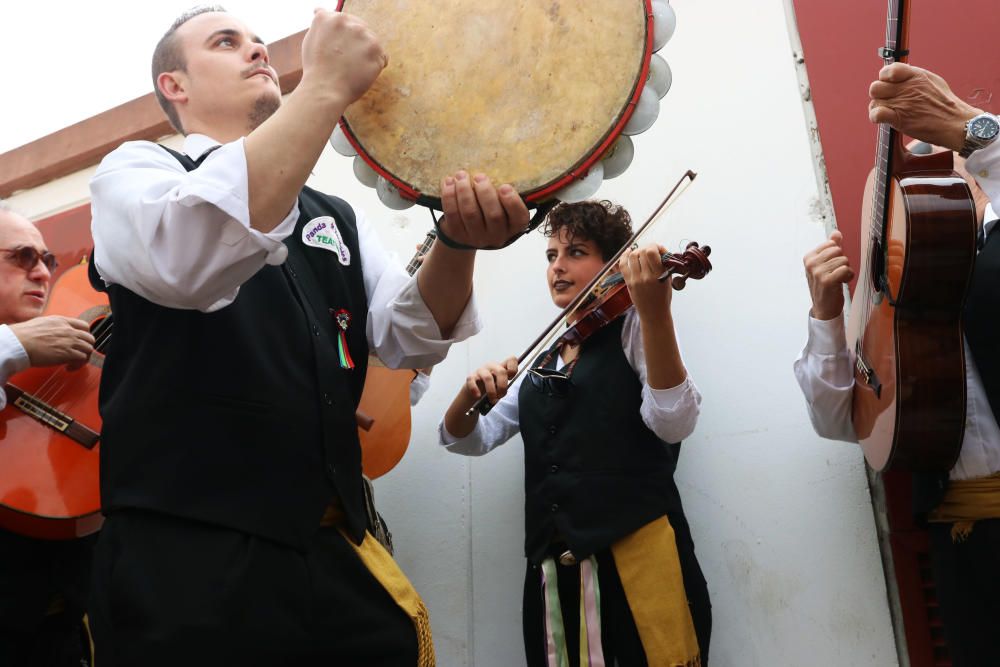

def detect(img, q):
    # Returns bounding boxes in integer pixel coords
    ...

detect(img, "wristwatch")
[959,112,1000,158]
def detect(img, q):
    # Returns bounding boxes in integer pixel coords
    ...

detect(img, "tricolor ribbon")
[333,308,355,370]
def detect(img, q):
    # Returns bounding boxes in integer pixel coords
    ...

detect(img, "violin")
[558,243,712,347]
[466,170,711,416]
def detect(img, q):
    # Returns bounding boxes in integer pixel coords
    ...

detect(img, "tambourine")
[330,0,677,211]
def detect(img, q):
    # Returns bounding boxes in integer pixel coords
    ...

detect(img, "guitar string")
[32,316,113,407]
[858,3,900,360]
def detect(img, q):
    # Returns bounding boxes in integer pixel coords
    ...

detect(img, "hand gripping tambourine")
[330,0,676,215]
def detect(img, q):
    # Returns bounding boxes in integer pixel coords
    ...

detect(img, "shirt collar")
[182,134,224,161]
[985,204,999,238]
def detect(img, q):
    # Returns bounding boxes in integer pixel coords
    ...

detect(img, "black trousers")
[928,518,1000,667]
[522,518,711,667]
[89,509,418,667]
[0,529,94,667]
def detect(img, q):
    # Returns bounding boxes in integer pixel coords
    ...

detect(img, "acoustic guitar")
[848,0,978,471]
[356,229,436,478]
[0,263,109,539]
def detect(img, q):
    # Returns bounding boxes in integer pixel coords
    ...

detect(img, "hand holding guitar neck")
[868,63,983,153]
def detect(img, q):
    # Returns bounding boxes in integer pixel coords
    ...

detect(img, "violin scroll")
[658,242,712,290]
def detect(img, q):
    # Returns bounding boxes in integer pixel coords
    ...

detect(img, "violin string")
[555,174,697,329]
[465,171,698,416]
[514,174,696,383]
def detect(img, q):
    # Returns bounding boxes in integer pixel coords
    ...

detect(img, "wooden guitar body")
[849,149,977,471]
[355,229,435,478]
[0,264,108,539]
[357,361,413,479]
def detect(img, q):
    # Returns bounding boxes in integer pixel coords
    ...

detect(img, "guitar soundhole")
[870,239,886,300]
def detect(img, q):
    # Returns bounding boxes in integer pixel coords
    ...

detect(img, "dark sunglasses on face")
[3,246,58,272]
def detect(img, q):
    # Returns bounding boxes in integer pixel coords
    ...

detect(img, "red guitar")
[847,0,978,471]
[0,263,109,539]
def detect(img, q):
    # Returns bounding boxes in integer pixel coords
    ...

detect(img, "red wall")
[791,1,1000,271]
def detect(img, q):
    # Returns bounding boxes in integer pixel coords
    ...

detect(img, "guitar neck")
[405,230,437,276]
[870,0,910,241]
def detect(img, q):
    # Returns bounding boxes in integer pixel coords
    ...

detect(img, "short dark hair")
[151,5,227,134]
[542,200,633,261]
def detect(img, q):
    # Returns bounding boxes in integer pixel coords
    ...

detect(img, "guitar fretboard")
[405,230,437,276]
[869,0,907,241]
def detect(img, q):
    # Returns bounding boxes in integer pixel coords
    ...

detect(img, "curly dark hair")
[542,200,633,260]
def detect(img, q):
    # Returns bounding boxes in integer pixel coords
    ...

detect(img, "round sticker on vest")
[302,217,351,266]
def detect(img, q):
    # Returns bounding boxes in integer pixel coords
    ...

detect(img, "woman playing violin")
[440,200,711,666]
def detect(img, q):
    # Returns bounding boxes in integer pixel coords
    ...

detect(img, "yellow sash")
[610,516,701,667]
[340,529,436,666]
[323,500,434,666]
[928,471,1000,542]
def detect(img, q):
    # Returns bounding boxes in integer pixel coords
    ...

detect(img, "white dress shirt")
[440,308,701,456]
[409,370,431,406]
[794,142,1000,481]
[90,134,480,370]
[966,140,1000,205]
[0,324,29,411]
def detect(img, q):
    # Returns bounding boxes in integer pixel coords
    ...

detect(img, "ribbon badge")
[332,308,355,370]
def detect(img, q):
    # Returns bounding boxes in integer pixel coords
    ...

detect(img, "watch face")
[971,115,1000,140]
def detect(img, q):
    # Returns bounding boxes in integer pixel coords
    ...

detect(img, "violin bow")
[466,170,698,416]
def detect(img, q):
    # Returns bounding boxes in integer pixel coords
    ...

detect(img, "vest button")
[323,393,333,406]
[550,503,559,513]
[548,425,557,436]
[326,463,336,478]
[313,325,321,336]
[549,464,559,474]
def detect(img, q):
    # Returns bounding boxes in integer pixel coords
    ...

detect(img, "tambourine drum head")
[339,0,647,201]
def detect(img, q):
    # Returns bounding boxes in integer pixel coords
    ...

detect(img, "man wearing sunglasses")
[0,202,97,666]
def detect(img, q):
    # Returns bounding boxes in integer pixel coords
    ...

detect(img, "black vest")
[518,317,686,564]
[913,217,1000,515]
[91,146,370,549]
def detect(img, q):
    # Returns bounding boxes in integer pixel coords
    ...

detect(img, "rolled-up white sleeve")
[409,370,431,406]
[792,313,859,442]
[359,209,481,369]
[967,140,1000,206]
[621,310,702,444]
[89,138,298,312]
[438,373,524,456]
[0,324,30,411]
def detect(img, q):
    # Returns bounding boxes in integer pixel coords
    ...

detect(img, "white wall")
[9,1,898,665]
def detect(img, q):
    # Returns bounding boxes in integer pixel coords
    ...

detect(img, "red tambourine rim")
[334,0,655,206]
